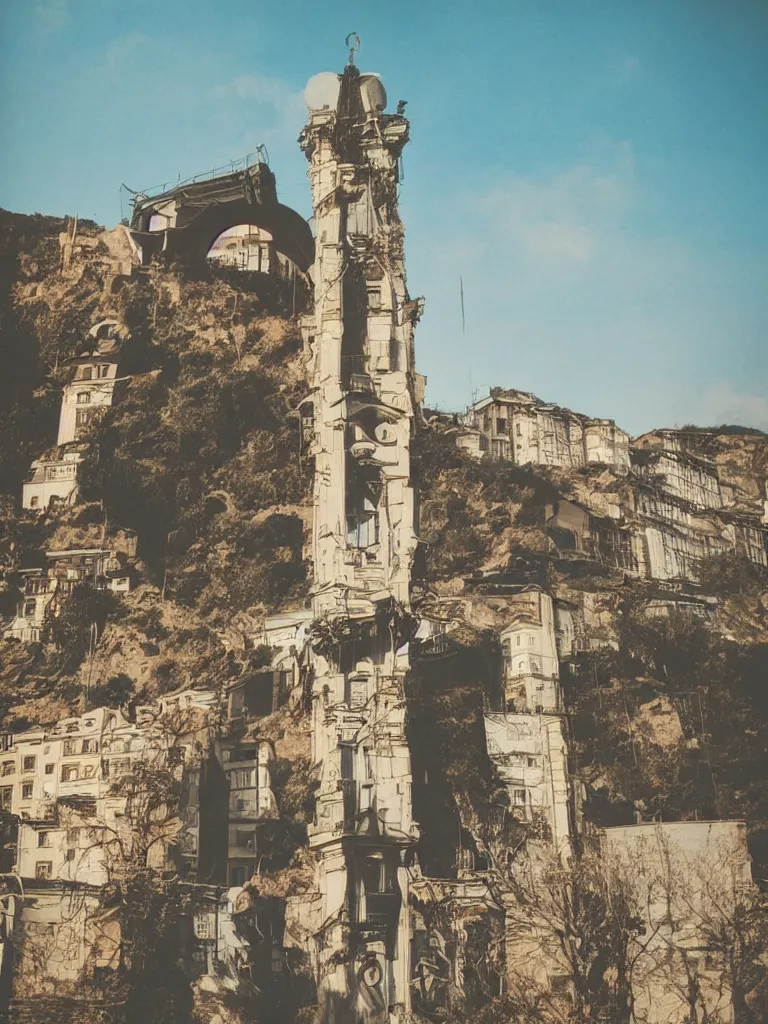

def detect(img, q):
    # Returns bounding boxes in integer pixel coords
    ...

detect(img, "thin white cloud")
[214,74,304,124]
[620,55,641,80]
[35,0,69,34]
[103,33,151,74]
[475,141,635,268]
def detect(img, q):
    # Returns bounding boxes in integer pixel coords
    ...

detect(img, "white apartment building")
[500,590,561,714]
[4,690,217,883]
[22,319,126,511]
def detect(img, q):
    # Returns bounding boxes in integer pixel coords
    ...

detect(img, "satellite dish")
[359,74,386,114]
[304,72,341,111]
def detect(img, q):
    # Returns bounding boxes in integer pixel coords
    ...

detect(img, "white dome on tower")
[304,72,341,111]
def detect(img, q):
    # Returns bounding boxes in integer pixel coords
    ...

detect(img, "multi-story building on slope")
[297,47,424,1022]
[459,388,631,472]
[0,689,276,1002]
[22,319,127,512]
[485,591,571,856]
[3,547,135,643]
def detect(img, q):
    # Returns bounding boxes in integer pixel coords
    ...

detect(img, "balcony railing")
[341,354,368,376]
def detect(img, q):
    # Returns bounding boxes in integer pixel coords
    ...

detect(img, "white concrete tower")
[299,42,423,1024]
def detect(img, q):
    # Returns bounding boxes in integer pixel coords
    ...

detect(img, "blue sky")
[2,0,767,434]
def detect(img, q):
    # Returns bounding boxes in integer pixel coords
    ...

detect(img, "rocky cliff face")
[1,209,313,728]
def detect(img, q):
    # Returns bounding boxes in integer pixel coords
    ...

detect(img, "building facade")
[460,389,630,472]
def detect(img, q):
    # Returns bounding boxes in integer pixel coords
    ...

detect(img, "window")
[388,337,401,371]
[230,865,248,886]
[516,636,521,647]
[235,830,255,850]
[98,365,110,378]
[21,783,33,800]
[66,828,79,845]
[230,768,254,789]
[65,848,76,862]
[22,756,35,772]
[1,762,14,777]
[346,469,380,550]
[78,367,93,381]
[193,911,215,940]
[81,739,97,754]
[516,423,522,437]
[527,757,538,767]
[37,831,51,848]
[29,496,39,508]
[61,765,79,782]
[366,286,382,311]
[513,789,527,805]
[496,417,507,435]
[24,600,36,618]
[82,765,95,779]
[76,391,91,405]
[65,723,78,733]
[75,409,94,429]
[528,636,535,646]
[63,740,76,756]
[228,688,245,719]
[35,862,52,880]
[0,787,12,811]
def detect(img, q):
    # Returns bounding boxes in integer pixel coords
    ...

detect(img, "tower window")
[76,392,91,404]
[346,462,381,550]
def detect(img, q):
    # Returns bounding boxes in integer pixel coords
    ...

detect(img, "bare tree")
[495,839,646,1024]
[603,823,768,1024]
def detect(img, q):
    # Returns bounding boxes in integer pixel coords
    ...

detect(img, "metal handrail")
[130,147,269,205]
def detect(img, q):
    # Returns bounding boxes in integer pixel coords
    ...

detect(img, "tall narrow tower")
[300,43,423,1024]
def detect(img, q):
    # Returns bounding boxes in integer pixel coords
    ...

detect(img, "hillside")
[1,204,768,1023]
[0,209,312,727]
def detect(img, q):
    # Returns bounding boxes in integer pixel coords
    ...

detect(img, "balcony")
[362,891,400,926]
[418,633,454,659]
[341,354,368,377]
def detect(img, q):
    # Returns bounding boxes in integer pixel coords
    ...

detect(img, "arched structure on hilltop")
[128,160,314,273]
